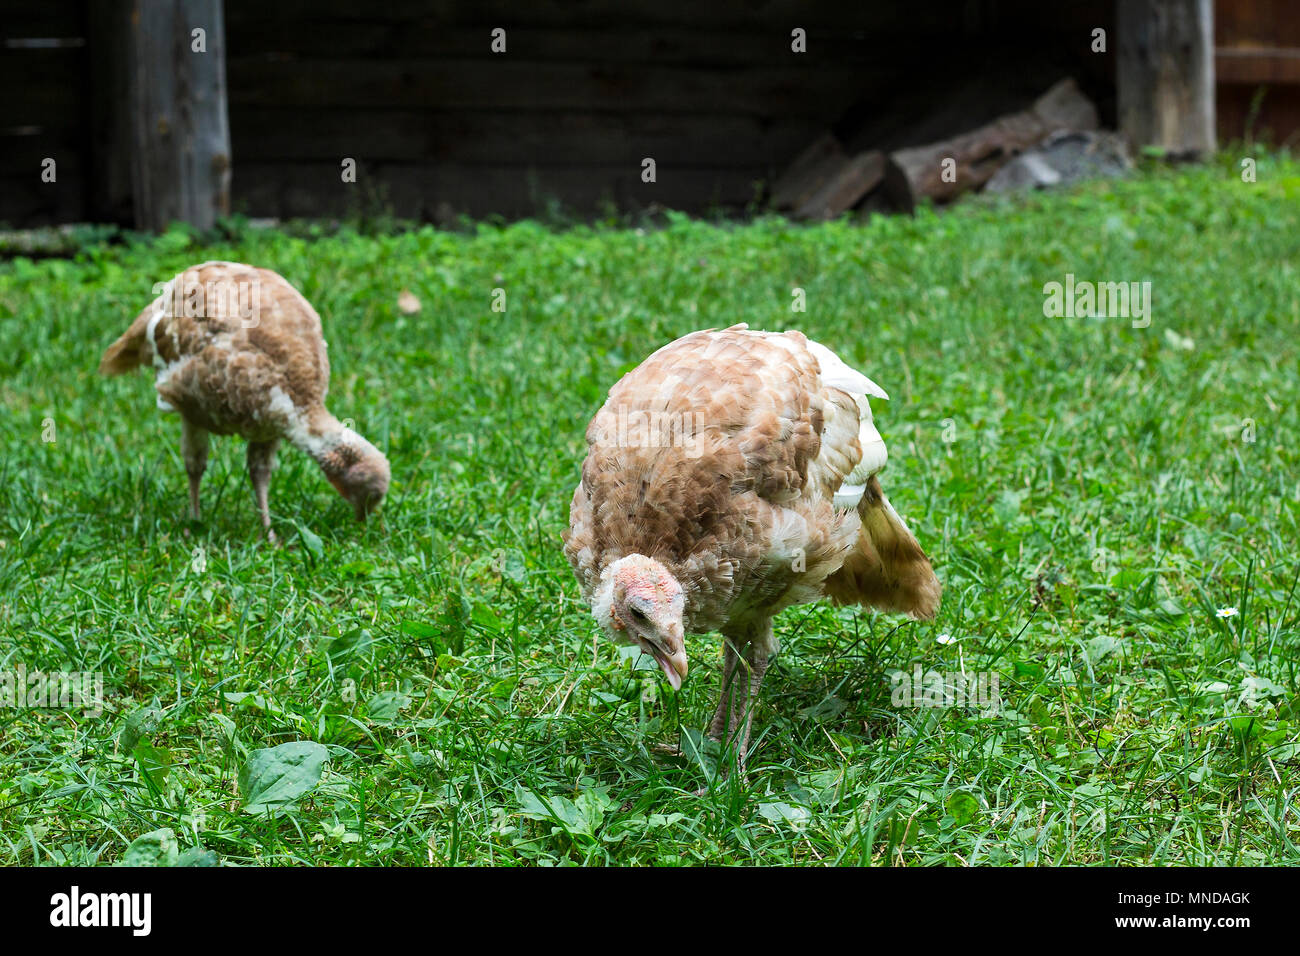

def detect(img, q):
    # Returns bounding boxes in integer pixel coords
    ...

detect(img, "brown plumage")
[100,261,390,536]
[563,324,939,771]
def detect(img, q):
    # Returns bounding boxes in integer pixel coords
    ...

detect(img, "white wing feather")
[805,339,888,400]
[803,338,890,509]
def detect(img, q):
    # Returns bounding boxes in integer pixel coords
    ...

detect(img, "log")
[769,133,846,211]
[883,78,1098,211]
[793,150,884,220]
[1117,0,1215,157]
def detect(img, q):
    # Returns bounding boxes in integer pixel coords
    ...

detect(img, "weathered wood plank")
[1216,80,1300,142]
[0,170,87,226]
[0,0,85,37]
[1216,0,1300,47]
[231,109,821,166]
[0,49,85,123]
[224,23,882,65]
[0,133,88,177]
[1216,48,1300,84]
[232,162,760,221]
[223,0,955,31]
[226,59,882,118]
[0,40,90,222]
[5,0,1150,227]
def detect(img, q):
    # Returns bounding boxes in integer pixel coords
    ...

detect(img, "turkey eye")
[629,607,648,622]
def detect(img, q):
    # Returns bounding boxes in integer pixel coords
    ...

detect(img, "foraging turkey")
[99,261,390,537]
[563,324,940,770]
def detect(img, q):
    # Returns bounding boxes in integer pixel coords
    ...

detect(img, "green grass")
[1,153,1298,866]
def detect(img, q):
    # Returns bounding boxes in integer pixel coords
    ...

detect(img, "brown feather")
[98,309,152,375]
[823,475,942,619]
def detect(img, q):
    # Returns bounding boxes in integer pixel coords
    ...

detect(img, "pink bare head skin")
[603,554,688,689]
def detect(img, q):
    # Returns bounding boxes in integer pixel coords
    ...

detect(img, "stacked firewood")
[770,78,1127,220]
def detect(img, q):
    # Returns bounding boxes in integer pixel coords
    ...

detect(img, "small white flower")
[1216,606,1239,619]
[936,633,955,645]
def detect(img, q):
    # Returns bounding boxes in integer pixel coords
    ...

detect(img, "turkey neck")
[295,407,369,477]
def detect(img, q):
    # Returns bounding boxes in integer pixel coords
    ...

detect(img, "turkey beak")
[645,625,688,691]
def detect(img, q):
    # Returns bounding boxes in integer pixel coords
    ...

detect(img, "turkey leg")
[181,419,209,520]
[247,439,280,542]
[734,626,772,775]
[712,619,774,776]
[707,637,741,741]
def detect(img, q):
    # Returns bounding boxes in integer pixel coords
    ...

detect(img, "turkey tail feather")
[99,309,153,375]
[824,476,941,619]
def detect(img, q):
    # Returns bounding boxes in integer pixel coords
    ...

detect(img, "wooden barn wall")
[1215,0,1300,145]
[0,0,90,226]
[221,0,1113,222]
[49,1,1300,228]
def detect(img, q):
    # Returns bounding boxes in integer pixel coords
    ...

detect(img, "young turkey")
[99,261,390,538]
[563,324,940,772]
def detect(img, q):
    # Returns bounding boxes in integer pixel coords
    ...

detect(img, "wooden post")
[1117,0,1216,157]
[124,0,231,231]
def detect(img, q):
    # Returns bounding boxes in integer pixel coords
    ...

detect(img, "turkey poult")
[99,261,390,537]
[564,324,940,770]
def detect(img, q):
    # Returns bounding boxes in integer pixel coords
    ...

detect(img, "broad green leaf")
[121,827,179,867]
[515,786,590,837]
[294,521,324,560]
[239,741,329,814]
[471,603,502,631]
[338,560,373,578]
[945,792,980,826]
[400,619,441,640]
[323,627,372,665]
[133,741,172,789]
[177,847,219,867]
[575,788,612,833]
[1085,635,1123,665]
[758,801,810,830]
[119,706,162,753]
[366,691,410,720]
